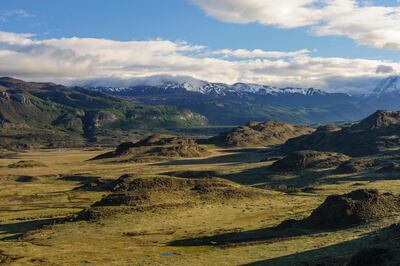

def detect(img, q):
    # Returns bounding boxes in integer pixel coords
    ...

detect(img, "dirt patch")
[8,160,46,168]
[206,121,312,148]
[271,150,349,171]
[335,159,376,174]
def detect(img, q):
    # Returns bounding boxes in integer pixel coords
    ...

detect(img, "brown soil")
[271,150,350,171]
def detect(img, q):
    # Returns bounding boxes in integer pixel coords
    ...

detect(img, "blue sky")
[0,0,399,92]
[1,0,399,60]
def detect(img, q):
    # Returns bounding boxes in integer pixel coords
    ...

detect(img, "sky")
[0,0,400,93]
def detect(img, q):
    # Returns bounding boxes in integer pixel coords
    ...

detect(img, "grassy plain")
[0,147,399,265]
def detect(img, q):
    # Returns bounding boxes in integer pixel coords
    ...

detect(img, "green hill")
[0,77,207,149]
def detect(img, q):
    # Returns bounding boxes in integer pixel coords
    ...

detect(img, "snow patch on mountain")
[373,76,400,95]
[81,75,326,96]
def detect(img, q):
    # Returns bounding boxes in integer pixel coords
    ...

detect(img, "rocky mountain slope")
[0,77,207,148]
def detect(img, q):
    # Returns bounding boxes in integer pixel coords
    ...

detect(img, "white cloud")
[211,48,311,58]
[192,0,400,50]
[0,31,399,93]
[0,9,33,22]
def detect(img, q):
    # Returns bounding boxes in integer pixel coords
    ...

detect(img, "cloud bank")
[192,0,400,50]
[0,31,399,93]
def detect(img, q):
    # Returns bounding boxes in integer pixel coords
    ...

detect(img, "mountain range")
[83,75,400,125]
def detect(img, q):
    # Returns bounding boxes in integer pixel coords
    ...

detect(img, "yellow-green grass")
[0,147,399,265]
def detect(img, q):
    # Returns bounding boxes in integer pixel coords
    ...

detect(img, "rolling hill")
[0,77,207,149]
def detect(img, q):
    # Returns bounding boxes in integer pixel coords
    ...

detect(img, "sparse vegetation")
[1,110,400,265]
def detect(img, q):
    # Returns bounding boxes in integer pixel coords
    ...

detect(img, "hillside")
[205,120,313,147]
[0,77,207,148]
[281,110,400,156]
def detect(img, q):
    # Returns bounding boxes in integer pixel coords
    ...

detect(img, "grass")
[0,147,399,265]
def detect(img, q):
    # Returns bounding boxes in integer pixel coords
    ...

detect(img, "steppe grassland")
[1,148,400,265]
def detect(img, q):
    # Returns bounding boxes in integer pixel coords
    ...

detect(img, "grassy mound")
[271,150,349,171]
[8,160,47,168]
[335,159,376,174]
[206,121,312,147]
[78,175,265,220]
[91,134,210,161]
[298,189,399,229]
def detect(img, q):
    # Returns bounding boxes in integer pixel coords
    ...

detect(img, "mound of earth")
[91,134,209,161]
[8,160,47,168]
[145,143,209,158]
[78,175,265,220]
[270,150,349,171]
[335,159,376,174]
[281,110,400,156]
[206,121,313,147]
[295,189,399,229]
[132,134,193,147]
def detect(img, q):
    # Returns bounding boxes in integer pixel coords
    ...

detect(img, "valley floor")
[0,148,400,265]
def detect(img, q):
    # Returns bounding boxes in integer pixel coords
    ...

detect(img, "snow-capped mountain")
[81,75,379,125]
[372,75,400,95]
[81,75,325,97]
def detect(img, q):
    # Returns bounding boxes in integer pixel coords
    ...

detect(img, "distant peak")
[373,75,400,95]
